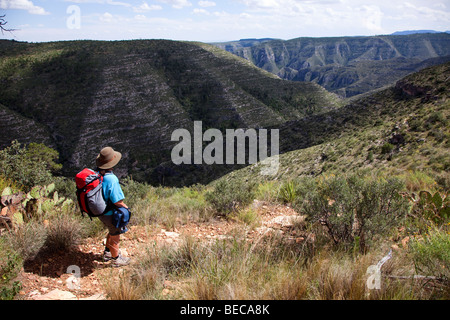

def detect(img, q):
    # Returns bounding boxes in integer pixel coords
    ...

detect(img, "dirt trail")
[17,201,304,300]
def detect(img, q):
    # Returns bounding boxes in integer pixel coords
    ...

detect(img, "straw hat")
[96,147,122,169]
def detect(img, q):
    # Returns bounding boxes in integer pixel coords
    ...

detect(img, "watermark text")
[171,121,279,175]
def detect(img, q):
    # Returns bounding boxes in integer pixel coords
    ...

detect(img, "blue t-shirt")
[102,172,125,216]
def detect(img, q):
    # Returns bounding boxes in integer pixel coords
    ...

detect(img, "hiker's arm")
[114,200,128,209]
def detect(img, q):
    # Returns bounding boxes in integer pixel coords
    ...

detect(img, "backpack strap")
[97,171,116,215]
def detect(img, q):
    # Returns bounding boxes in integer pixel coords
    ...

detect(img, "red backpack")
[75,168,109,218]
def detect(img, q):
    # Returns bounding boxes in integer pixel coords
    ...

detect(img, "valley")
[0,33,449,302]
[213,33,450,98]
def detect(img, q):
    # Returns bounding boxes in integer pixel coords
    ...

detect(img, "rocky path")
[17,201,304,300]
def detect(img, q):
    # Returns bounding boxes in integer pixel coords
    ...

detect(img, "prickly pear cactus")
[11,211,23,226]
[1,187,25,229]
[411,191,450,224]
[1,183,75,230]
[1,186,12,198]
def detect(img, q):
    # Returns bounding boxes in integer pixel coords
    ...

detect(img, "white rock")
[32,289,77,300]
[164,231,180,238]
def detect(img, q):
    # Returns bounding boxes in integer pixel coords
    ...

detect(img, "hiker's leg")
[106,234,121,258]
[105,232,130,266]
[98,215,122,257]
[104,234,111,253]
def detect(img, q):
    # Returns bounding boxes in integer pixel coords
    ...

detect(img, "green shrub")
[0,176,21,194]
[0,242,23,300]
[381,143,395,155]
[426,112,446,126]
[297,174,410,250]
[53,176,77,201]
[158,188,210,227]
[408,118,423,132]
[121,178,152,208]
[428,129,446,143]
[398,171,437,192]
[205,179,256,215]
[25,142,62,174]
[255,181,281,203]
[233,207,260,227]
[0,140,56,191]
[409,227,450,282]
[278,180,298,204]
[129,185,211,228]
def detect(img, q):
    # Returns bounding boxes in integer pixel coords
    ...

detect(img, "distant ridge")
[211,38,278,51]
[391,30,449,35]
[213,33,450,98]
[238,38,279,42]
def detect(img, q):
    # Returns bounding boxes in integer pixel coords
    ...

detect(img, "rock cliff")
[214,33,450,98]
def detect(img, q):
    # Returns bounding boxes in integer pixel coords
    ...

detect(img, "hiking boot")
[110,254,131,267]
[103,249,121,262]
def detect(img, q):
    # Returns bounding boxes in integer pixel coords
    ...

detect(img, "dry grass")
[100,229,446,300]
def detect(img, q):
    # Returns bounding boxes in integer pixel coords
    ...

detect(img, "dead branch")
[0,14,16,35]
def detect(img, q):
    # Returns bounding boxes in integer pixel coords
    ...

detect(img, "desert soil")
[16,201,305,300]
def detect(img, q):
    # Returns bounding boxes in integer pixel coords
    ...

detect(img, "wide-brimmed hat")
[96,147,122,169]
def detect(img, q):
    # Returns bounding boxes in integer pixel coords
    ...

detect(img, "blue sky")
[1,0,449,42]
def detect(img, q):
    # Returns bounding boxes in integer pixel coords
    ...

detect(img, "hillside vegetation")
[0,39,341,184]
[214,33,450,98]
[223,62,450,188]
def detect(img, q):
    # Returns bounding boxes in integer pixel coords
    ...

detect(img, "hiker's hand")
[114,200,128,209]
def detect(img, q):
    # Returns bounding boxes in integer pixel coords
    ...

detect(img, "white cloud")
[133,2,163,12]
[134,14,147,21]
[6,0,450,43]
[198,1,215,7]
[432,3,446,10]
[99,12,114,22]
[402,2,449,22]
[65,0,131,6]
[235,0,449,36]
[193,8,209,14]
[0,0,49,15]
[157,0,192,9]
[239,0,281,10]
[359,5,384,32]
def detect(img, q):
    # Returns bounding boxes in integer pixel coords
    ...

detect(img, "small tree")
[26,142,62,174]
[205,179,256,215]
[298,174,410,251]
[0,141,57,191]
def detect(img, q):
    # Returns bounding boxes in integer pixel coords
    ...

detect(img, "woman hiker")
[95,146,131,267]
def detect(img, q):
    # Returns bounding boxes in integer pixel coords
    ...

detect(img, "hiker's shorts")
[98,214,122,236]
